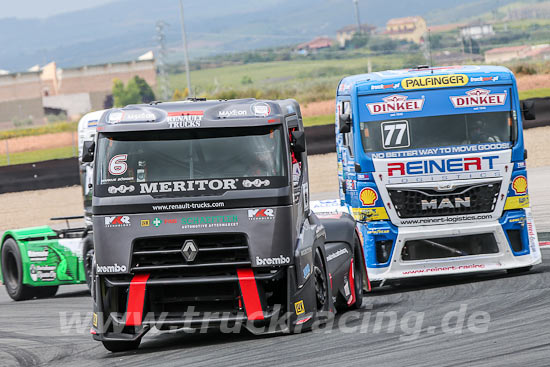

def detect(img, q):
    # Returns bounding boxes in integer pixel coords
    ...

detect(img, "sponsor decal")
[92,313,98,328]
[470,76,499,82]
[294,300,306,315]
[243,179,270,188]
[104,216,131,228]
[366,94,425,115]
[512,175,527,195]
[402,263,486,275]
[108,184,135,194]
[252,102,271,117]
[399,214,493,225]
[167,111,203,128]
[421,197,471,210]
[327,248,349,262]
[504,195,529,210]
[164,218,178,224]
[141,219,150,227]
[450,88,507,108]
[359,188,378,206]
[219,109,248,118]
[366,229,390,235]
[345,179,356,191]
[108,154,128,176]
[302,263,311,279]
[371,143,512,159]
[140,179,238,194]
[29,264,57,282]
[153,217,162,227]
[27,249,49,261]
[96,263,128,273]
[371,82,400,90]
[181,215,238,229]
[387,156,498,177]
[352,207,389,221]
[338,82,351,93]
[255,255,291,266]
[248,208,275,220]
[402,74,468,90]
[108,110,156,124]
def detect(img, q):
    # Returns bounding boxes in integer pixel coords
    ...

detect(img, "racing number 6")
[381,120,410,149]
[108,154,128,175]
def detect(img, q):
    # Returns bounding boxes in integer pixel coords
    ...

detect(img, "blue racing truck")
[334,65,541,284]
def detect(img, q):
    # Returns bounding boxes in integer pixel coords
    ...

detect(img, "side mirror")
[522,100,536,121]
[82,141,95,163]
[339,113,352,133]
[291,130,306,153]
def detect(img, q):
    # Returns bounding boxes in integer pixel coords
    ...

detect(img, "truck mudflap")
[91,264,335,340]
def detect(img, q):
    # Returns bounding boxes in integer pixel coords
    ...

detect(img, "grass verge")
[0,146,76,167]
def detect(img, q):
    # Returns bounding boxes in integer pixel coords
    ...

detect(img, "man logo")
[181,240,198,262]
[421,197,471,210]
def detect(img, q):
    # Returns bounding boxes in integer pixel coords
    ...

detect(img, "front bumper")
[365,209,542,282]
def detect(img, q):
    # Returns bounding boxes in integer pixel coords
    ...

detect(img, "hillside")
[0,0,526,71]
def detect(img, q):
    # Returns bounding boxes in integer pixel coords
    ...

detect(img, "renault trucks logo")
[104,216,130,227]
[248,208,275,220]
[167,111,203,128]
[450,88,507,108]
[366,95,424,115]
[181,240,198,262]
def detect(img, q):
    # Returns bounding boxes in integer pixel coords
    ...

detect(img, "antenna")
[155,21,171,101]
[179,0,192,98]
[428,28,434,73]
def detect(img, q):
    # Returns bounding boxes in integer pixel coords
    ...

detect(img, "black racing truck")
[83,99,369,352]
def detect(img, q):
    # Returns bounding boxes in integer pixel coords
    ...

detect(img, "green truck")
[0,110,102,301]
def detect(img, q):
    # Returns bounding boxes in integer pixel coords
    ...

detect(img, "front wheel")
[1,238,40,301]
[83,235,94,293]
[102,338,141,353]
[349,238,365,309]
[313,249,329,313]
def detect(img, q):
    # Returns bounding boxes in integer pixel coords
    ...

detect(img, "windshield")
[95,126,287,196]
[360,111,513,153]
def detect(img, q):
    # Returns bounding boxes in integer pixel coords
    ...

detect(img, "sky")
[0,0,116,19]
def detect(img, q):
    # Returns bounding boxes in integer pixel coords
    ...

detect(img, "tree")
[112,76,156,107]
[347,32,369,49]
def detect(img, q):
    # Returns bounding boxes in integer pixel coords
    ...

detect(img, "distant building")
[385,16,427,44]
[336,24,376,48]
[460,22,494,40]
[295,37,334,53]
[0,52,156,129]
[484,45,531,63]
[524,44,550,61]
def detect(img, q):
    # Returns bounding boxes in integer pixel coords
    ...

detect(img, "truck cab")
[85,99,367,351]
[336,65,541,284]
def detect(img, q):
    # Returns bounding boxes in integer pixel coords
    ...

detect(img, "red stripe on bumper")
[237,268,264,321]
[347,258,356,306]
[126,273,150,326]
[540,241,550,247]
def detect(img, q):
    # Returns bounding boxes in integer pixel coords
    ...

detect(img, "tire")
[507,266,533,275]
[1,238,39,301]
[349,238,364,310]
[102,338,141,353]
[83,235,94,293]
[313,249,329,313]
[37,286,59,298]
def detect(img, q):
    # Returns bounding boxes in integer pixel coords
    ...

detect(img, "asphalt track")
[1,246,549,367]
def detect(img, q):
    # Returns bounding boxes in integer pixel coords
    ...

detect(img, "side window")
[289,127,303,189]
[342,101,354,157]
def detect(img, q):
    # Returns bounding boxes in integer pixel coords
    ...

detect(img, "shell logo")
[512,176,528,195]
[360,188,378,206]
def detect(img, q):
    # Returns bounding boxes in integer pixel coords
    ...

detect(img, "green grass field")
[518,88,550,100]
[0,146,76,167]
[303,114,333,127]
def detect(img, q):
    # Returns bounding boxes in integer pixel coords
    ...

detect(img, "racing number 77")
[381,120,410,149]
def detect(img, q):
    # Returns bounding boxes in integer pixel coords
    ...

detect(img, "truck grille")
[131,234,250,274]
[388,182,501,218]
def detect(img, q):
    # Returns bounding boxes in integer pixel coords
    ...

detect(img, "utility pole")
[353,0,362,34]
[179,0,192,98]
[155,21,171,101]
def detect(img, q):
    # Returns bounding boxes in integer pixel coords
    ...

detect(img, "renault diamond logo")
[181,240,198,262]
